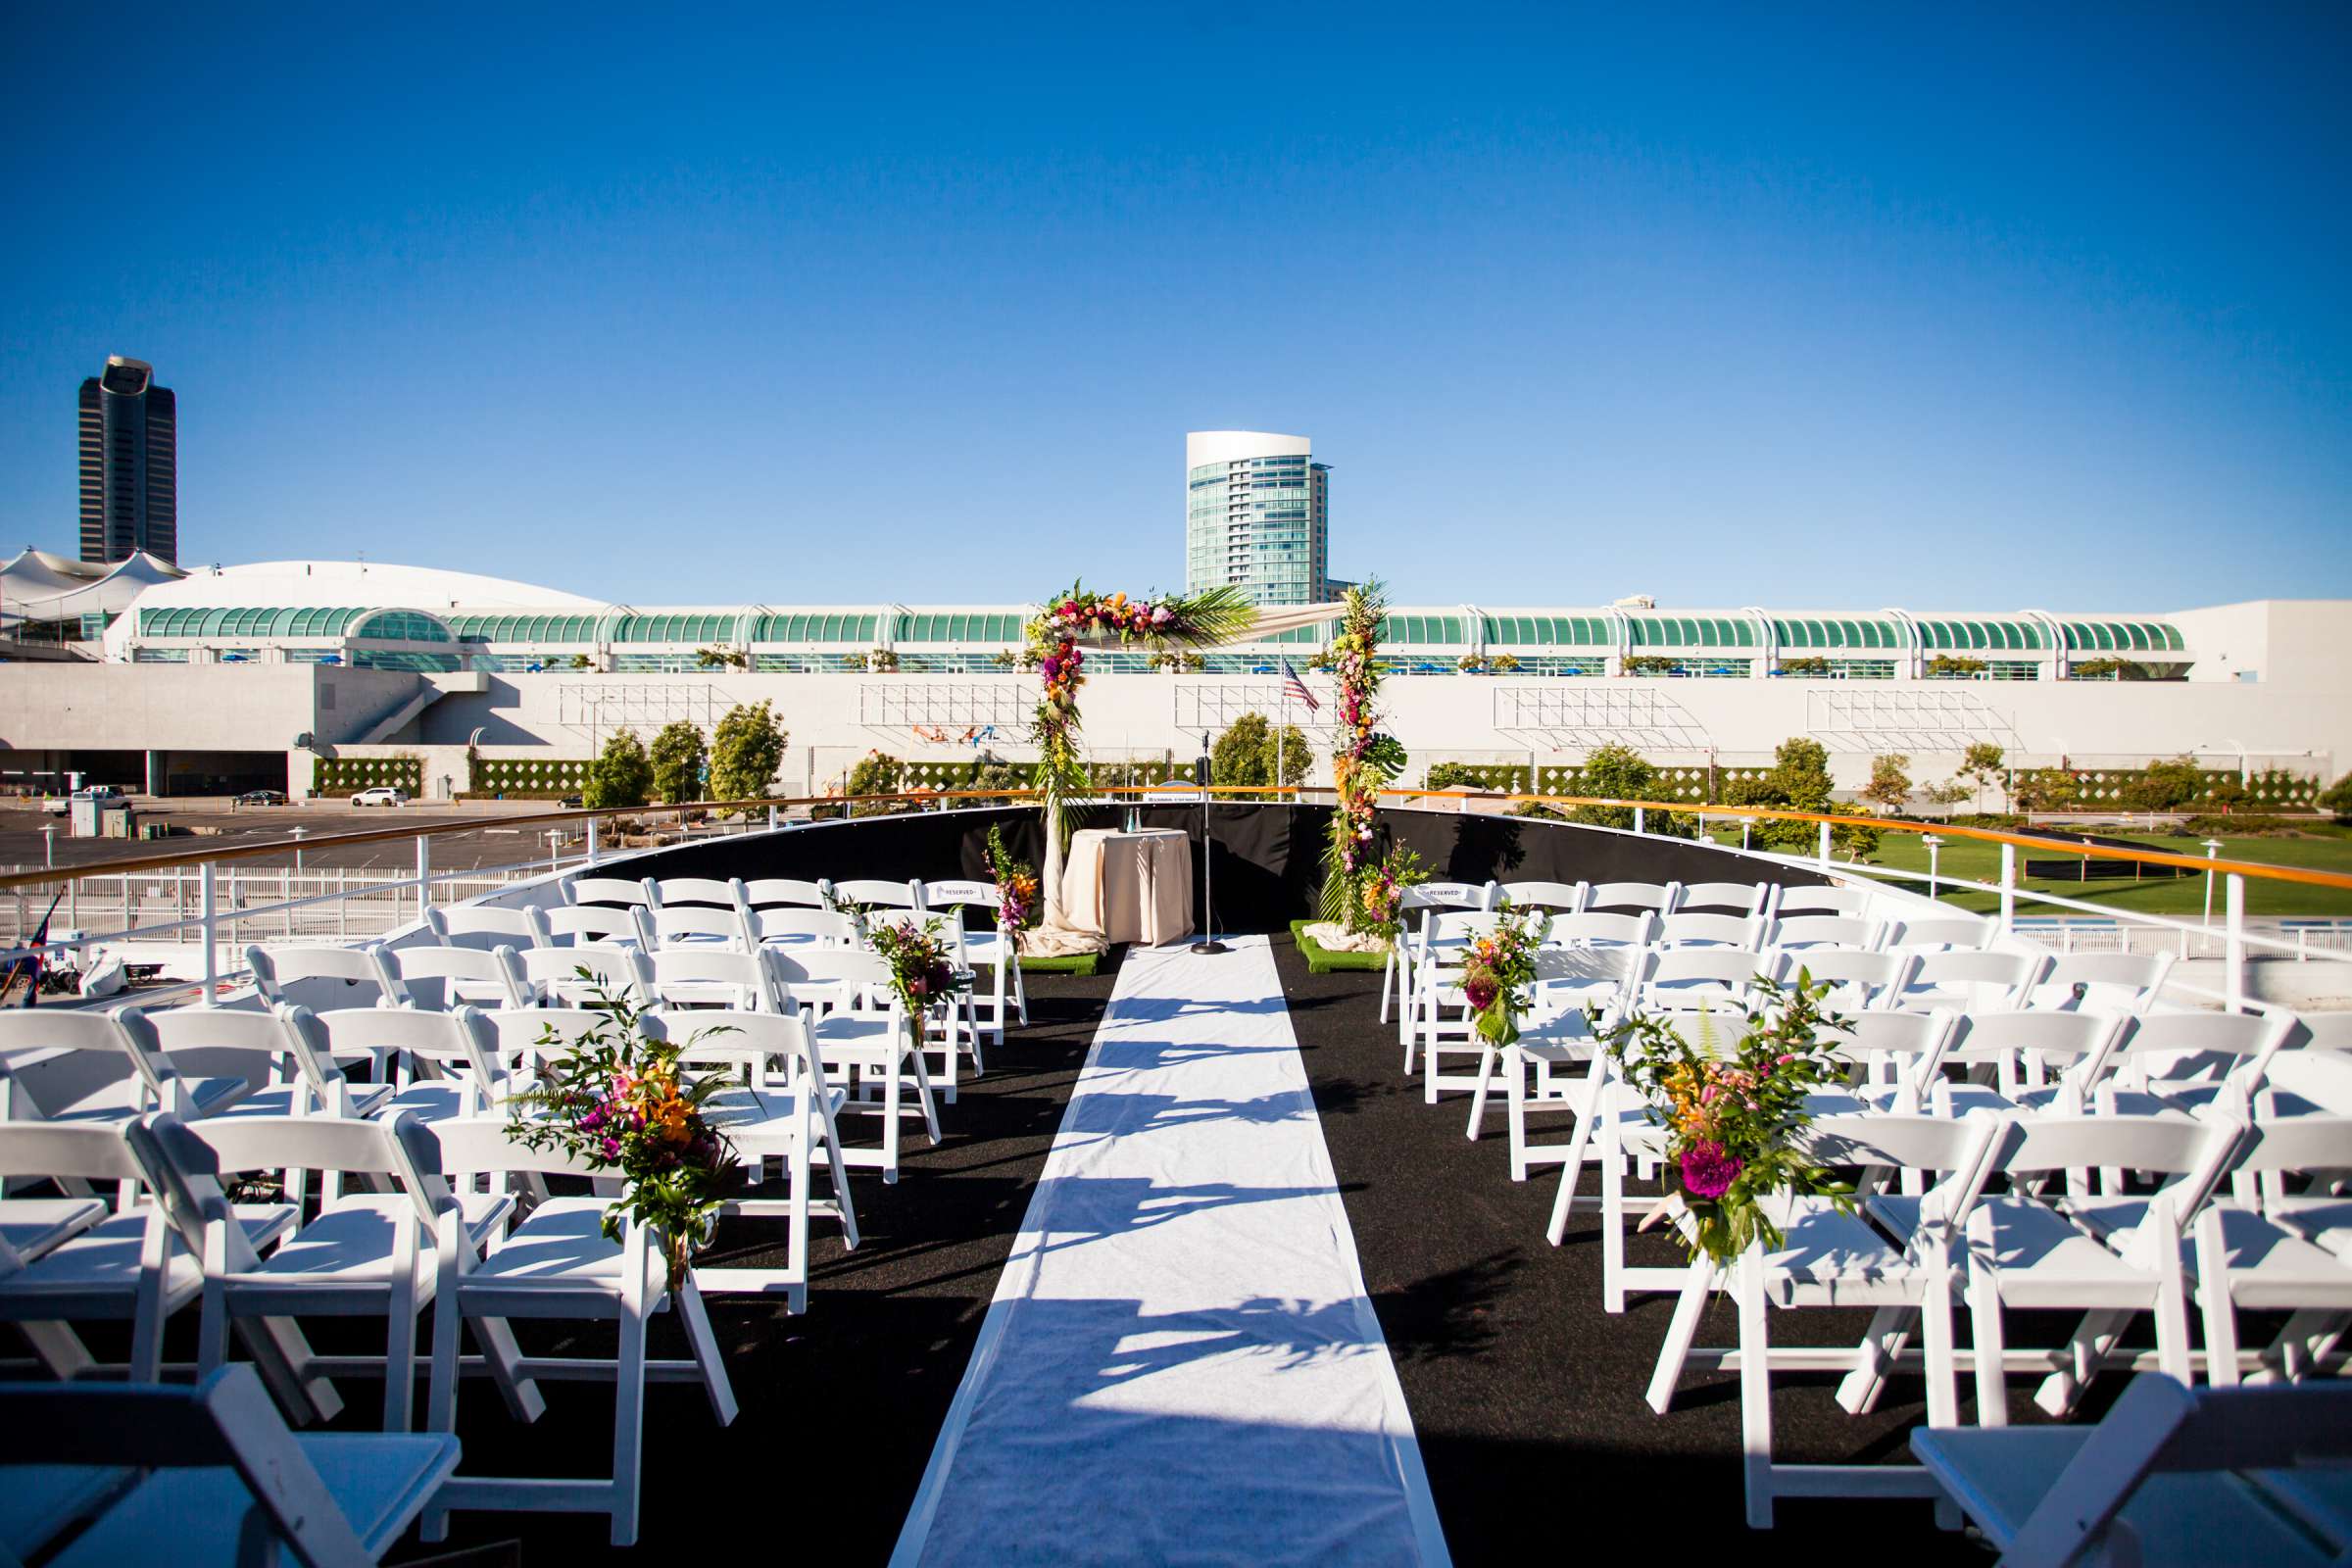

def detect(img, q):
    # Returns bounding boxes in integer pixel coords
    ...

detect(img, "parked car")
[349,787,410,808]
[49,786,123,814]
[559,793,585,808]
[236,789,289,806]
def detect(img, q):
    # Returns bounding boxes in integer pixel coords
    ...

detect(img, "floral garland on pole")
[1025,582,1254,945]
[1319,582,1408,935]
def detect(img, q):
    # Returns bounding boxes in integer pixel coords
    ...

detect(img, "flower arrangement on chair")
[984,824,1042,945]
[867,916,976,1042]
[508,977,740,1291]
[1592,971,1856,1262]
[1459,905,1547,1046]
[1358,845,1430,947]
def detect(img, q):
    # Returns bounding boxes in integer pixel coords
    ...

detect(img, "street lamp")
[290,825,307,871]
[40,825,57,869]
[2201,838,2225,927]
[1922,834,1944,903]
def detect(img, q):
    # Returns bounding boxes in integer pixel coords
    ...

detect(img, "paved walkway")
[892,936,1449,1566]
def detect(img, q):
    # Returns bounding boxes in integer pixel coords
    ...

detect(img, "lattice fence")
[313,756,423,795]
[469,757,594,799]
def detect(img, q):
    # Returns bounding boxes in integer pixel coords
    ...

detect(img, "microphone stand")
[1191,731,1226,955]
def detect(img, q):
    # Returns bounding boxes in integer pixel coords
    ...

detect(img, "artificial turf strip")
[1015,951,1101,975]
[1289,917,1393,973]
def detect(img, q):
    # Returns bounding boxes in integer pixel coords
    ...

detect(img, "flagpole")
[1278,686,1288,804]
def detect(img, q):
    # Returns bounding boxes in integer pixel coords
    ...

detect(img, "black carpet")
[1270,934,2010,1563]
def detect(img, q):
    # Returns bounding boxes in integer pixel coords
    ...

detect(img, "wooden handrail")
[5,784,2347,895]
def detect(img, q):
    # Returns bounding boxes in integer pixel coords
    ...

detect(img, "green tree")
[1623,655,1678,676]
[841,750,906,815]
[709,701,788,804]
[1926,655,1988,677]
[649,721,708,805]
[2120,755,2208,812]
[1778,656,1831,677]
[1861,753,1913,815]
[1721,737,1869,852]
[2321,771,2352,823]
[2012,767,2080,812]
[1210,712,1311,791]
[582,727,653,809]
[1561,743,1693,837]
[1957,742,2006,811]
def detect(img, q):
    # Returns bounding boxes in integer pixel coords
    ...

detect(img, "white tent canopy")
[0,549,184,630]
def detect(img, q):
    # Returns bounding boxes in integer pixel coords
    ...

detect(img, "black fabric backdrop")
[617,806,1827,933]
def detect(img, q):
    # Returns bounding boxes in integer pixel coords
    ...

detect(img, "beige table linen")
[1058,827,1194,945]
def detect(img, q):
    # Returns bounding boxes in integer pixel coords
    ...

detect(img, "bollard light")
[2201,838,2224,928]
[1922,834,1944,903]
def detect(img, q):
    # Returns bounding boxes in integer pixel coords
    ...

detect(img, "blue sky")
[3,4,2346,610]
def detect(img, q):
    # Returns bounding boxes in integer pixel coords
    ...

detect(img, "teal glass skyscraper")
[1185,431,1332,606]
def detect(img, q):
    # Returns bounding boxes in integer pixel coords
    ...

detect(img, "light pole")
[2201,838,2224,927]
[40,825,56,869]
[290,825,307,870]
[1922,834,1944,903]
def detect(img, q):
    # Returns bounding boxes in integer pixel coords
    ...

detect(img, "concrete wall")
[0,662,418,752]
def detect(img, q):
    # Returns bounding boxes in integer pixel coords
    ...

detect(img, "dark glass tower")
[78,356,177,566]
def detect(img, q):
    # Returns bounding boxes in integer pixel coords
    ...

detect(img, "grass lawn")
[1707,823,2352,917]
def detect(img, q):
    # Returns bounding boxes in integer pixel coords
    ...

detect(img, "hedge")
[313,756,422,795]
[470,756,594,799]
[1424,761,1773,802]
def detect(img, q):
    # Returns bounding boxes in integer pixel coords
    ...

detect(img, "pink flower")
[1152,606,1172,626]
[1464,975,1500,1012]
[1681,1142,1743,1200]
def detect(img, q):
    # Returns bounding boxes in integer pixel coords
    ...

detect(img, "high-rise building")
[1185,430,1332,605]
[78,356,177,566]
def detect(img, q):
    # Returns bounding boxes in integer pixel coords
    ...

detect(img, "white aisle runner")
[892,936,1450,1566]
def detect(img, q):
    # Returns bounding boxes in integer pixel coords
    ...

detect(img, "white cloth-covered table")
[1058,827,1192,946]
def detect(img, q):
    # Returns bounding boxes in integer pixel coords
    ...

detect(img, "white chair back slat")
[566,876,656,909]
[1494,880,1586,911]
[832,878,923,908]
[649,948,780,1012]
[651,906,751,952]
[1769,914,1882,953]
[1781,949,1916,1011]
[2029,952,2176,1014]
[543,905,650,949]
[740,877,829,909]
[1582,881,1678,914]
[1897,949,2048,1012]
[381,944,533,1011]
[515,944,653,1006]
[1653,912,1765,951]
[1542,910,1656,949]
[246,943,409,1009]
[1773,885,1874,918]
[650,876,739,909]
[1889,916,1993,953]
[1674,881,1769,915]
[425,904,551,951]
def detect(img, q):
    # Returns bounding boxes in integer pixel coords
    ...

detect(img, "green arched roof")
[1625,613,1756,649]
[1913,617,2047,652]
[1770,616,1904,650]
[2061,619,2185,654]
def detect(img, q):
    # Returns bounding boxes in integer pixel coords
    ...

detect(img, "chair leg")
[786,1125,812,1316]
[1012,958,1028,1025]
[1378,951,1394,1025]
[1467,1047,1497,1141]
[1835,1305,1916,1415]
[674,1278,739,1426]
[1644,1258,1714,1413]
[1507,1053,1529,1183]
[1920,1265,1958,1430]
[909,1046,943,1145]
[1969,1269,2009,1427]
[2034,1307,2130,1416]
[1737,1249,1777,1530]
[610,1256,652,1547]
[881,1054,903,1185]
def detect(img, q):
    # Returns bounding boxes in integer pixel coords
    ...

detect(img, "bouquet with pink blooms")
[1594,971,1855,1263]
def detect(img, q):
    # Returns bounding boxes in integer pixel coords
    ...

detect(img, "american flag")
[1280,659,1320,713]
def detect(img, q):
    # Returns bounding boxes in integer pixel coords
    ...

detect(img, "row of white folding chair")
[428,901,662,954]
[130,1108,736,1545]
[0,1006,261,1134]
[1632,1104,2350,1529]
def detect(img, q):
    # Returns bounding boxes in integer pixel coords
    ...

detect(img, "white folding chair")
[138,1111,511,1436]
[867,908,981,1083]
[1927,1010,2132,1120]
[425,903,551,952]
[2100,1011,2299,1119]
[1820,1007,1963,1116]
[1770,914,1883,953]
[1411,909,1514,1097]
[245,943,410,1012]
[1466,947,1644,1178]
[1894,948,2049,1012]
[1674,880,1770,915]
[1542,910,1657,950]
[649,905,751,953]
[2189,1114,2352,1388]
[542,905,651,950]
[473,1006,612,1082]
[1629,947,1785,1020]
[133,1004,391,1122]
[1914,1373,2352,1568]
[2027,951,2176,1014]
[1385,883,1492,1040]
[380,944,534,1011]
[1773,884,1875,918]
[516,944,653,1008]
[748,906,854,950]
[405,1117,736,1547]
[1642,1113,2002,1528]
[0,1364,462,1568]
[648,948,781,1012]
[1581,880,1678,915]
[0,1120,283,1387]
[1890,915,1994,953]
[313,1007,515,1123]
[648,1009,862,1289]
[1883,1113,2222,1425]
[1494,879,1585,911]
[565,876,655,911]
[1781,949,1915,1012]
[924,878,1028,1038]
[647,876,738,909]
[0,1009,251,1126]
[1652,912,1767,951]
[832,878,922,908]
